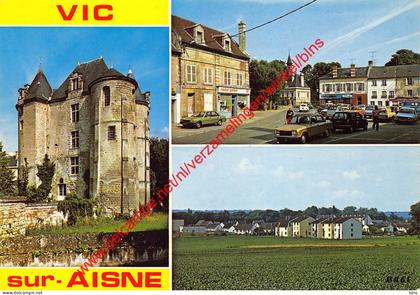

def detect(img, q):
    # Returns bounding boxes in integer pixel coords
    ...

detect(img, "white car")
[299,104,310,112]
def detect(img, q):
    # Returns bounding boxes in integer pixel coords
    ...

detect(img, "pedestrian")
[372,105,380,131]
[286,108,294,124]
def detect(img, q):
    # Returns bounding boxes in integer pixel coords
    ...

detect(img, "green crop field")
[173,234,420,290]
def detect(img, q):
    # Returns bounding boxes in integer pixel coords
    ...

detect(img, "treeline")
[173,205,408,225]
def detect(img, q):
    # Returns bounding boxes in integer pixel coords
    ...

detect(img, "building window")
[186,65,197,83]
[103,86,111,106]
[335,83,342,92]
[108,125,116,140]
[70,157,79,175]
[408,89,413,96]
[19,120,23,131]
[224,39,231,52]
[71,78,80,91]
[356,83,364,91]
[382,80,387,86]
[71,131,79,148]
[196,31,203,44]
[378,101,383,106]
[71,104,79,123]
[237,73,243,86]
[224,71,231,85]
[351,233,354,237]
[204,68,213,84]
[372,91,377,98]
[372,80,377,86]
[406,77,413,85]
[58,178,67,197]
[381,91,387,98]
[389,91,394,98]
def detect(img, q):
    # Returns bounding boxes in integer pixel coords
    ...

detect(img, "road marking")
[385,132,412,143]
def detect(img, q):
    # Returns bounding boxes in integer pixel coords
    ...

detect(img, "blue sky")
[173,146,420,212]
[173,0,420,65]
[0,27,169,152]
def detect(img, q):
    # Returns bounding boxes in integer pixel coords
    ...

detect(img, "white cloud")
[332,189,366,199]
[288,170,305,180]
[342,170,360,180]
[313,180,331,188]
[236,158,262,174]
[271,165,304,180]
[322,1,420,53]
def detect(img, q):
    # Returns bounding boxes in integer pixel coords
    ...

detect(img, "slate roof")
[368,64,420,78]
[320,67,369,80]
[275,219,288,227]
[7,155,17,167]
[310,217,333,224]
[331,216,357,223]
[234,223,253,231]
[259,222,274,230]
[289,216,312,223]
[26,70,52,101]
[171,15,249,60]
[288,74,309,88]
[51,58,128,101]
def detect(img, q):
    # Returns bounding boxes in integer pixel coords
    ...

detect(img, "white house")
[234,223,258,235]
[310,217,333,239]
[333,217,363,240]
[381,224,394,233]
[206,222,224,232]
[367,67,397,107]
[274,219,289,237]
[172,219,184,232]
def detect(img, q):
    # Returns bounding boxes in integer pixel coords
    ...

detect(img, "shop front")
[217,86,250,118]
[320,93,353,105]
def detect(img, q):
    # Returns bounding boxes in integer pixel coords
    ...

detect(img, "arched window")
[58,178,67,197]
[103,86,111,106]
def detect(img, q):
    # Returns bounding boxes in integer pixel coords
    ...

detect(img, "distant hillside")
[384,212,411,219]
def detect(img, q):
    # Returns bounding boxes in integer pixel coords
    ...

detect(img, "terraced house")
[171,15,251,123]
[16,58,151,216]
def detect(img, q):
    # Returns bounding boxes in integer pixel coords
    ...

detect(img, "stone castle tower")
[16,58,150,216]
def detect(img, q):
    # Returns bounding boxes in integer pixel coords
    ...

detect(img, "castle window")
[406,77,413,85]
[70,157,79,175]
[71,78,80,91]
[108,125,116,140]
[71,130,79,148]
[19,120,23,131]
[71,104,79,123]
[103,86,111,106]
[58,178,67,197]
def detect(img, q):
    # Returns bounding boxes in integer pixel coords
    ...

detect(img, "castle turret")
[17,69,51,186]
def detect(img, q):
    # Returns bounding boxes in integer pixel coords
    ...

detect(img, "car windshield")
[328,106,336,110]
[191,112,205,117]
[291,115,310,124]
[399,108,415,114]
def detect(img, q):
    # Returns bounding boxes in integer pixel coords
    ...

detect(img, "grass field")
[173,234,420,290]
[27,212,168,235]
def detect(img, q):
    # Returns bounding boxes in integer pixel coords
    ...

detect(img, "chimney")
[238,21,246,52]
[368,60,373,67]
[300,74,305,87]
[350,64,356,77]
[332,65,338,78]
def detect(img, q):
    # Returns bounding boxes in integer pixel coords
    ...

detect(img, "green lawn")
[27,212,168,235]
[173,235,420,290]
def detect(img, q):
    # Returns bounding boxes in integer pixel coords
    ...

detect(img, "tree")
[302,62,341,103]
[28,154,55,202]
[58,193,96,225]
[304,205,318,217]
[342,206,357,215]
[409,202,420,236]
[18,160,29,196]
[249,59,287,110]
[0,142,15,197]
[150,137,169,211]
[385,49,420,66]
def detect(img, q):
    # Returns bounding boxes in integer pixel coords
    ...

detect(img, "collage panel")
[0,27,170,268]
[171,0,420,145]
[171,146,419,290]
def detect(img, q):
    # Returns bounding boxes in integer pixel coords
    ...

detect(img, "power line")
[191,0,319,46]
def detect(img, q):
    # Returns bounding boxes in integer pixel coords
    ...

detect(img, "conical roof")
[26,70,52,100]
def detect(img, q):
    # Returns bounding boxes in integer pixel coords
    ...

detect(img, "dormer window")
[71,78,80,91]
[193,25,205,44]
[70,73,82,91]
[224,39,231,52]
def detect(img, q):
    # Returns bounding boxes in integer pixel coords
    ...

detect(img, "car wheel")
[195,122,202,129]
[217,120,222,126]
[300,133,308,144]
[324,129,330,137]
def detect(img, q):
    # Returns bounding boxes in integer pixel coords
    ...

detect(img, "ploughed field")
[173,235,420,290]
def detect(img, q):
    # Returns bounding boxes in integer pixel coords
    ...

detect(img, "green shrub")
[58,193,96,225]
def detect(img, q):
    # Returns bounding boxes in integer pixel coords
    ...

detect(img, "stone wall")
[0,230,168,267]
[0,201,66,237]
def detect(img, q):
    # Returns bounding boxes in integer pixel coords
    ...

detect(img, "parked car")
[379,107,396,121]
[299,103,310,112]
[394,107,418,124]
[274,114,333,144]
[324,105,349,120]
[180,111,226,128]
[331,111,368,133]
[364,105,375,119]
[351,105,365,116]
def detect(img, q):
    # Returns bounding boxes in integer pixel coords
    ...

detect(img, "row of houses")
[319,62,420,106]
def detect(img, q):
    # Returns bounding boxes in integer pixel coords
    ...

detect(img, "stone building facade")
[171,15,250,123]
[16,58,151,215]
